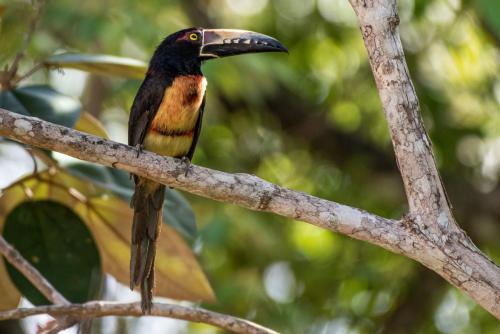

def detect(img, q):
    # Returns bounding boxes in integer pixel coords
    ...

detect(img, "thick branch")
[0,108,402,248]
[349,0,453,228]
[0,108,499,318]
[348,0,500,318]
[0,301,277,334]
[0,235,69,306]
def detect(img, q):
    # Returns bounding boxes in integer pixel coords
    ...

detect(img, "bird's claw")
[181,157,192,177]
[135,144,144,158]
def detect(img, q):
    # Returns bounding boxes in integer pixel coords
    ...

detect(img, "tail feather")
[141,252,155,312]
[130,177,165,314]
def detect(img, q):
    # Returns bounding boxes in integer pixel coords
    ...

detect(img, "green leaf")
[0,91,29,115]
[0,171,214,303]
[2,200,102,305]
[45,53,147,79]
[11,85,82,127]
[65,163,197,238]
[0,85,82,128]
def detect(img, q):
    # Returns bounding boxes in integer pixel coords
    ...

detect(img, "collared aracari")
[128,27,287,313]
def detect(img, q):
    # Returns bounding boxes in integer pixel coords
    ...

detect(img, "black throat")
[149,43,202,78]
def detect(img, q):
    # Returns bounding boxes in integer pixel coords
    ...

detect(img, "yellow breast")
[150,75,207,133]
[144,75,207,158]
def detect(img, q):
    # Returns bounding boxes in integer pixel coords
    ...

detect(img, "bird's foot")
[135,144,144,158]
[181,157,192,177]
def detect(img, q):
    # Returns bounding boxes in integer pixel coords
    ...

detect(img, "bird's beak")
[199,29,288,59]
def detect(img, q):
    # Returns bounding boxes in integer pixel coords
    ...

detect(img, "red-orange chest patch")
[150,75,207,133]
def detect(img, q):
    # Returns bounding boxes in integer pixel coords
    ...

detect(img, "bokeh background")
[0,0,499,333]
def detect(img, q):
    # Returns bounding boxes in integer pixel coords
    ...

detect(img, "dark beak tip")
[266,41,288,54]
[200,29,289,57]
[269,39,288,54]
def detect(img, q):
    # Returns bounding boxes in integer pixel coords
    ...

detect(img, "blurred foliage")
[45,53,147,79]
[0,85,81,127]
[0,0,499,333]
[0,167,213,310]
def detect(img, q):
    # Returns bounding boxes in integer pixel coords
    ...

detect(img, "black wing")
[128,74,171,147]
[186,93,206,161]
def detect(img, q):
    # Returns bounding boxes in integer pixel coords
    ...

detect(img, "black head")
[149,27,287,75]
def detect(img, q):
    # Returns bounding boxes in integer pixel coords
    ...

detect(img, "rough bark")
[348,0,500,318]
[0,107,499,319]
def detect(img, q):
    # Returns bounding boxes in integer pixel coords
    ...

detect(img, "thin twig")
[0,235,69,305]
[0,301,279,334]
[11,62,46,86]
[29,147,59,169]
[4,0,46,86]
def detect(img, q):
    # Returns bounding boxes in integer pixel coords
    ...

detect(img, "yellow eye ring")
[189,33,199,41]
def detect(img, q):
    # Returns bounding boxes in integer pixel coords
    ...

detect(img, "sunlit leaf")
[74,112,109,139]
[45,53,147,79]
[0,170,214,302]
[66,163,197,238]
[3,200,102,305]
[0,85,81,127]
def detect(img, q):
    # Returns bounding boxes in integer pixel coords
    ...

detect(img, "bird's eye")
[189,33,199,41]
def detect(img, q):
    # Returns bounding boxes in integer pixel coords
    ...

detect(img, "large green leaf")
[66,163,197,239]
[0,85,81,127]
[0,171,214,304]
[45,53,147,79]
[3,200,102,305]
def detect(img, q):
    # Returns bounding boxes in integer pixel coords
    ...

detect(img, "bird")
[128,27,287,313]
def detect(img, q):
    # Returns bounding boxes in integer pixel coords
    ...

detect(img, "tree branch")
[0,108,498,318]
[0,108,400,241]
[0,301,278,334]
[349,0,456,239]
[347,0,500,318]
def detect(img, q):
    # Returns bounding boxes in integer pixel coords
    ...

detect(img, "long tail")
[130,177,165,313]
